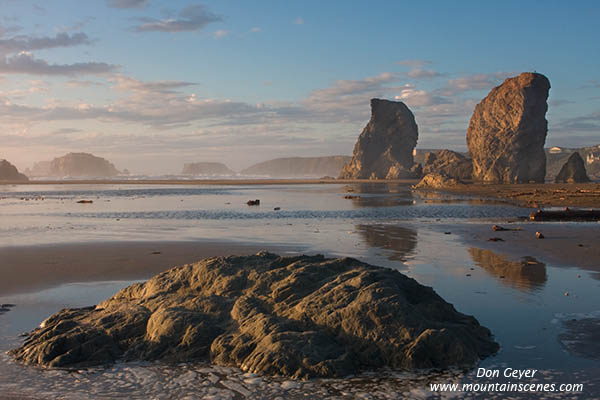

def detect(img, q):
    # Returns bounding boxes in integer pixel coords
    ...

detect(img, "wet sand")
[438,182,600,207]
[0,241,302,296]
[441,221,600,277]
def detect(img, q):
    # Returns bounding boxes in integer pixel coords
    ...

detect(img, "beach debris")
[11,252,498,377]
[246,199,260,206]
[492,224,521,232]
[535,231,545,239]
[564,291,569,296]
[466,274,471,277]
[151,251,161,255]
[529,209,600,221]
[487,237,504,242]
[273,207,281,211]
[76,200,93,204]
[344,195,361,199]
[444,232,452,235]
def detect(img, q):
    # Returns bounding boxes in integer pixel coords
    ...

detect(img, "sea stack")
[47,153,120,178]
[0,159,29,182]
[467,72,551,183]
[340,98,418,179]
[554,152,591,183]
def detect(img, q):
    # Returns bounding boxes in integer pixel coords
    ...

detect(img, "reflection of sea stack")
[11,252,498,376]
[357,224,417,262]
[469,248,547,291]
[340,99,419,179]
[467,73,550,183]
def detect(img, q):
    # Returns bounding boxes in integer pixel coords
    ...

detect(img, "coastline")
[434,182,600,208]
[0,178,419,186]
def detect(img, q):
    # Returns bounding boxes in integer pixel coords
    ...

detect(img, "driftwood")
[530,208,600,221]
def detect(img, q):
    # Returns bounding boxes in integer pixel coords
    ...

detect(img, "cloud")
[133,4,221,33]
[250,27,262,33]
[294,17,304,25]
[406,68,442,79]
[0,52,118,76]
[106,0,148,8]
[109,75,197,94]
[213,29,230,39]
[549,99,574,107]
[394,87,450,107]
[0,32,91,54]
[439,72,510,96]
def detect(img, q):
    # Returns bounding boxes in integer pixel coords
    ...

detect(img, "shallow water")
[0,183,598,398]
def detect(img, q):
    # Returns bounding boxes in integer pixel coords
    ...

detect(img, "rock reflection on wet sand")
[356,224,417,262]
[468,248,547,291]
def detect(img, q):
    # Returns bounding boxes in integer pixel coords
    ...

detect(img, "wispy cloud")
[294,17,304,25]
[0,52,118,76]
[0,32,91,54]
[106,0,148,9]
[439,72,511,96]
[250,27,262,33]
[133,4,221,33]
[397,59,442,80]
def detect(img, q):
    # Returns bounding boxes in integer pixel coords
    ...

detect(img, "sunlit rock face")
[0,160,28,182]
[467,72,550,183]
[340,99,418,180]
[554,152,590,183]
[12,252,498,378]
[422,150,472,181]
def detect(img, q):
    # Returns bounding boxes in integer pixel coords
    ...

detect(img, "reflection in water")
[357,224,417,262]
[469,248,547,291]
[343,183,415,208]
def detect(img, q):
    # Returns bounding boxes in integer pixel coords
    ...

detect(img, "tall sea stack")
[467,72,550,183]
[340,99,418,179]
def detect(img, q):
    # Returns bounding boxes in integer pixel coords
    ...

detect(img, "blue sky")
[1,0,599,173]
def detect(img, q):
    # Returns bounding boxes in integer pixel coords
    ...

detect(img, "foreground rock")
[422,150,472,180]
[242,156,351,178]
[467,72,551,183]
[182,162,235,176]
[340,99,419,179]
[413,173,462,189]
[0,160,28,181]
[11,252,497,377]
[554,152,590,183]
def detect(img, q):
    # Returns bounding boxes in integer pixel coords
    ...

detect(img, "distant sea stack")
[554,152,590,183]
[0,160,29,182]
[340,99,418,179]
[467,72,550,183]
[242,156,351,178]
[43,153,120,178]
[182,162,235,175]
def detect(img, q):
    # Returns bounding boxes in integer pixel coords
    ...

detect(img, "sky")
[0,0,599,174]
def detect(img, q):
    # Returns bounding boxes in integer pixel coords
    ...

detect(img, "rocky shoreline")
[10,252,498,377]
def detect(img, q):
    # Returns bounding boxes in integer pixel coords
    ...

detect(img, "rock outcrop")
[42,153,120,178]
[467,72,551,183]
[554,152,590,183]
[11,252,498,378]
[422,150,472,180]
[182,162,235,176]
[340,99,418,179]
[413,173,462,189]
[241,156,351,178]
[0,160,28,181]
